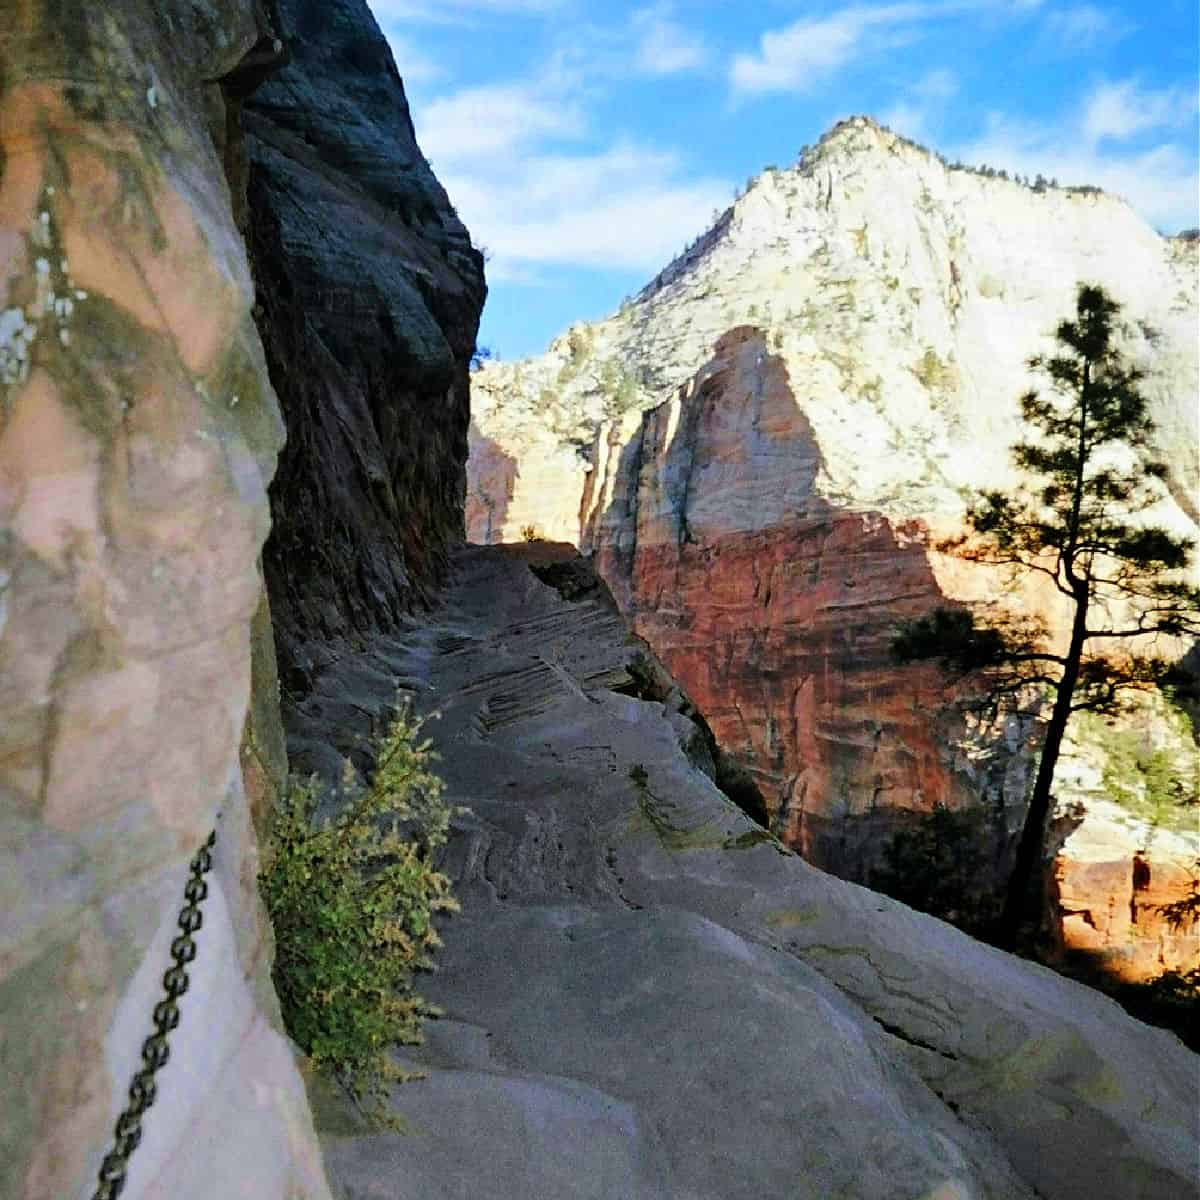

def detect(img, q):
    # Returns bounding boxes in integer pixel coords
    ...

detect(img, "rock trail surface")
[287,545,1199,1200]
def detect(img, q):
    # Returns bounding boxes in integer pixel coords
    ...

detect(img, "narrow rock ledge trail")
[286,544,1198,1200]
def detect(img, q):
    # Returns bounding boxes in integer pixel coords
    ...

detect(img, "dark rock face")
[243,0,486,689]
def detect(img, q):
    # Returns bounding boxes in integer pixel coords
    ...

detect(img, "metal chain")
[91,831,217,1200]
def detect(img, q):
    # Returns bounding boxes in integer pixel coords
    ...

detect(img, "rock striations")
[469,116,1200,980]
[288,544,1199,1200]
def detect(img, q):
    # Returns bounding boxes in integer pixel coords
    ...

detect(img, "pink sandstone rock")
[0,6,331,1198]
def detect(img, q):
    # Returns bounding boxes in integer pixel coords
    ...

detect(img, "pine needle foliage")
[893,284,1200,946]
[260,703,459,1124]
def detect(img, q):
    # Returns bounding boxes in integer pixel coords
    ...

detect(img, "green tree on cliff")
[894,284,1200,948]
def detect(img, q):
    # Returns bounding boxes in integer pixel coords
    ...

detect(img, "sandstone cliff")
[0,3,331,1198]
[4,9,1196,1199]
[0,2,483,1197]
[469,116,1200,980]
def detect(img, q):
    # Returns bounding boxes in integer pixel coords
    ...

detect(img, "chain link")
[91,831,217,1200]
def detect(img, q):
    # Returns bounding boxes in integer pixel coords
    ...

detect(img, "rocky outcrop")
[468,117,1200,973]
[587,327,1021,879]
[1056,800,1198,979]
[244,0,486,689]
[287,544,1200,1200]
[0,3,332,1198]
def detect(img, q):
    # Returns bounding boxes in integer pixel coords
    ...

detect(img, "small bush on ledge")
[870,804,1000,938]
[260,703,459,1124]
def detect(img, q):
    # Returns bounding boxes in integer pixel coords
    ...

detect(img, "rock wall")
[0,0,487,1193]
[469,117,1199,978]
[0,3,333,1199]
[244,0,486,691]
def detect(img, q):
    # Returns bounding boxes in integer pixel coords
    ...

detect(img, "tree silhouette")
[895,284,1200,948]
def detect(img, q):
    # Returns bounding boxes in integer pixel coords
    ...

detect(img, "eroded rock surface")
[288,546,1199,1200]
[0,3,331,1198]
[244,0,486,689]
[468,117,1200,973]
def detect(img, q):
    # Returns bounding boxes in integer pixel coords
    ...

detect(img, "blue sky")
[366,1,1199,359]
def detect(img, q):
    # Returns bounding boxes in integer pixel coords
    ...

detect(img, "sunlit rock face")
[469,117,1199,973]
[584,327,1036,880]
[1055,801,1198,980]
[244,0,487,691]
[0,3,332,1198]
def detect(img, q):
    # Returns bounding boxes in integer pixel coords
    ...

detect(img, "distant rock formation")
[468,116,1200,979]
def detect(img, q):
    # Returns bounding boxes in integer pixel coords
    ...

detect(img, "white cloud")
[632,5,709,76]
[417,72,729,279]
[418,81,585,161]
[369,0,563,25]
[443,143,729,277]
[1042,4,1124,51]
[881,68,959,142]
[384,33,443,85]
[954,101,1199,231]
[1083,79,1197,143]
[881,101,932,142]
[728,1,1122,98]
[913,67,959,101]
[730,4,937,97]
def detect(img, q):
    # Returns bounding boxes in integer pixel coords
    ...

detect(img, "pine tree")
[895,284,1200,947]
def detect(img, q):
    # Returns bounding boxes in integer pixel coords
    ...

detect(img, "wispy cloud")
[731,3,934,97]
[383,33,443,85]
[728,1,1127,100]
[1042,4,1127,52]
[419,80,585,161]
[881,67,960,142]
[631,4,709,76]
[369,0,564,27]
[1082,78,1196,143]
[444,143,729,277]
[953,81,1199,231]
[416,69,728,279]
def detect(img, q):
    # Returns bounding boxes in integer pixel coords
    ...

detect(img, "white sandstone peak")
[472,114,1197,542]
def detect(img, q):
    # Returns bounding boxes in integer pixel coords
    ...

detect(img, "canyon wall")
[0,1,484,1197]
[245,0,486,691]
[470,117,1199,979]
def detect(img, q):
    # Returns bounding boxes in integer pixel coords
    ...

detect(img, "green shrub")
[260,704,459,1123]
[1099,721,1198,832]
[870,804,999,937]
[1158,861,1200,933]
